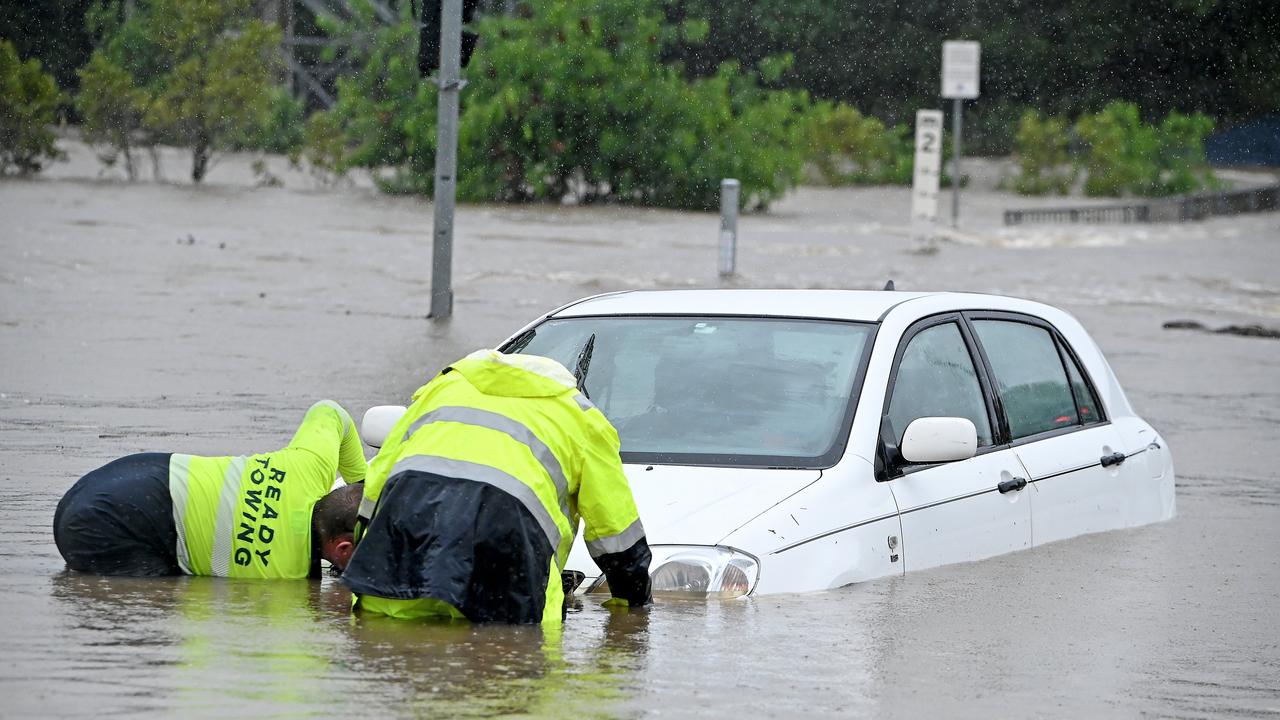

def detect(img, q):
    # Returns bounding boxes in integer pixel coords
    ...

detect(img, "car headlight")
[587,545,760,598]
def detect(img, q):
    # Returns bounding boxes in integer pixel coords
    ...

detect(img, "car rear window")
[971,320,1080,439]
[506,316,874,467]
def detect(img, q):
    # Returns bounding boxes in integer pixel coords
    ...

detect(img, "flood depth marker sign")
[912,109,944,226]
[941,40,980,227]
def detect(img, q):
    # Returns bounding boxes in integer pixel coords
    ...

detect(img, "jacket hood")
[449,349,578,398]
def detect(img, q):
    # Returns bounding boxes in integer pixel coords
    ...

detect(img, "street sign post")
[429,0,462,320]
[912,109,944,230]
[941,41,980,228]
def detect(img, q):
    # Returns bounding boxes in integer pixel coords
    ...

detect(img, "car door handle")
[997,477,1028,494]
[1099,452,1127,468]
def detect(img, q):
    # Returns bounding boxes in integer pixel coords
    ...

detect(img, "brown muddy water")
[1,145,1278,717]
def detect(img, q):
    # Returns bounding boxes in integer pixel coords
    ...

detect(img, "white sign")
[911,109,944,224]
[942,41,981,99]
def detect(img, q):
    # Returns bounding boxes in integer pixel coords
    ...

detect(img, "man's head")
[312,482,363,572]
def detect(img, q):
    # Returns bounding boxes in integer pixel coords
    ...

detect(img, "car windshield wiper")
[573,333,596,399]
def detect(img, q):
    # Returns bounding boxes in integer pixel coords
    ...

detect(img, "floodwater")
[2,144,1278,717]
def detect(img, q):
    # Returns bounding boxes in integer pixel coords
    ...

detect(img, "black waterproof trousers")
[341,470,556,624]
[53,453,181,576]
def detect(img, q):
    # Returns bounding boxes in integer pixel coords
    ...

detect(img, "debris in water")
[1215,324,1280,339]
[1163,320,1280,339]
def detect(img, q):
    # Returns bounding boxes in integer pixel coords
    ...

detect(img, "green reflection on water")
[49,573,650,718]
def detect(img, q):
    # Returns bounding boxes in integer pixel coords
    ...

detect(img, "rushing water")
[2,147,1278,717]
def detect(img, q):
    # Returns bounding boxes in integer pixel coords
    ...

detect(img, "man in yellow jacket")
[53,400,368,578]
[341,350,651,625]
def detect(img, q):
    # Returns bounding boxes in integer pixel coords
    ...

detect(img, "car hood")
[565,463,821,575]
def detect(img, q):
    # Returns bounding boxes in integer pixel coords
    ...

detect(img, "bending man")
[54,400,368,578]
[342,349,651,625]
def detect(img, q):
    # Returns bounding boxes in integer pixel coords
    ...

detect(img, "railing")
[1004,185,1279,225]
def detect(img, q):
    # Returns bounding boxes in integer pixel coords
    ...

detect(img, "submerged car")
[367,289,1176,598]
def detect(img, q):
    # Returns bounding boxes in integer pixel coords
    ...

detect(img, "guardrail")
[1004,185,1279,225]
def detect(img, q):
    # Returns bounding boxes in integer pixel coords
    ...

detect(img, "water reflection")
[342,604,652,718]
[40,573,654,717]
[49,573,346,715]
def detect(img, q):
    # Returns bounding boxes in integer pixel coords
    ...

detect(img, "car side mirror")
[900,417,978,464]
[361,405,407,448]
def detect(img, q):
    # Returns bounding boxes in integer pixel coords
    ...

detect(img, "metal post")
[718,179,740,277]
[429,0,462,319]
[951,97,962,228]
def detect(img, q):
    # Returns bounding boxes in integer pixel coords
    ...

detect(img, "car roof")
[550,289,969,322]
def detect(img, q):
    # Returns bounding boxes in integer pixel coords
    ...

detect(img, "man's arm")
[287,400,368,484]
[576,418,651,606]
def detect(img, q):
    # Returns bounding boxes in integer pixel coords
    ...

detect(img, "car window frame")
[876,312,1004,480]
[503,312,881,470]
[960,310,1110,449]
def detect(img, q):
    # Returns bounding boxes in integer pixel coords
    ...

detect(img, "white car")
[368,289,1176,598]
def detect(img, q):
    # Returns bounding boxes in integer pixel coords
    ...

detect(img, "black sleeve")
[594,536,652,606]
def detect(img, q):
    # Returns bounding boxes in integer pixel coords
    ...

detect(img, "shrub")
[1156,110,1218,195]
[1011,109,1074,195]
[0,39,64,175]
[1075,101,1161,196]
[234,87,307,154]
[300,5,433,189]
[1075,101,1217,197]
[804,102,913,186]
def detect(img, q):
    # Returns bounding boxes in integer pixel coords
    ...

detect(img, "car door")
[879,315,1033,572]
[967,314,1129,545]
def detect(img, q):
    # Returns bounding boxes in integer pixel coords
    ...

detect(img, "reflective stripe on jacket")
[169,400,368,578]
[359,350,644,568]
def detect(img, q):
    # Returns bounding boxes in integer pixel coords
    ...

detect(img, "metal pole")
[951,97,962,228]
[429,0,462,319]
[718,179,740,277]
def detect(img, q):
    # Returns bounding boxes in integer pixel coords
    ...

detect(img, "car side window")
[887,322,993,449]
[971,320,1078,439]
[1059,338,1102,425]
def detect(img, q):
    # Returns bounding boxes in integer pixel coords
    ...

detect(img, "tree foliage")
[1011,110,1074,196]
[0,0,94,94]
[77,0,282,182]
[803,102,912,186]
[77,50,150,178]
[0,39,64,175]
[314,0,808,210]
[665,0,1280,154]
[1076,101,1217,197]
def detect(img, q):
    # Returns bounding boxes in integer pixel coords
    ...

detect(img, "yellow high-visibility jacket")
[170,400,367,578]
[350,350,647,621]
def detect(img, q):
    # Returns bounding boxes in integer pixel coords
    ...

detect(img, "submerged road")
[1,145,1278,717]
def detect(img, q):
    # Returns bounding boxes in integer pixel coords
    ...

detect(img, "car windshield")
[506,316,875,468]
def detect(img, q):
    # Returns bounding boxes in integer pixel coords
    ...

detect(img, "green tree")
[77,0,282,183]
[0,39,64,175]
[76,51,150,178]
[314,0,808,210]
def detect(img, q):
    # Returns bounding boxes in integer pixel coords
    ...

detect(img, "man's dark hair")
[312,482,363,545]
